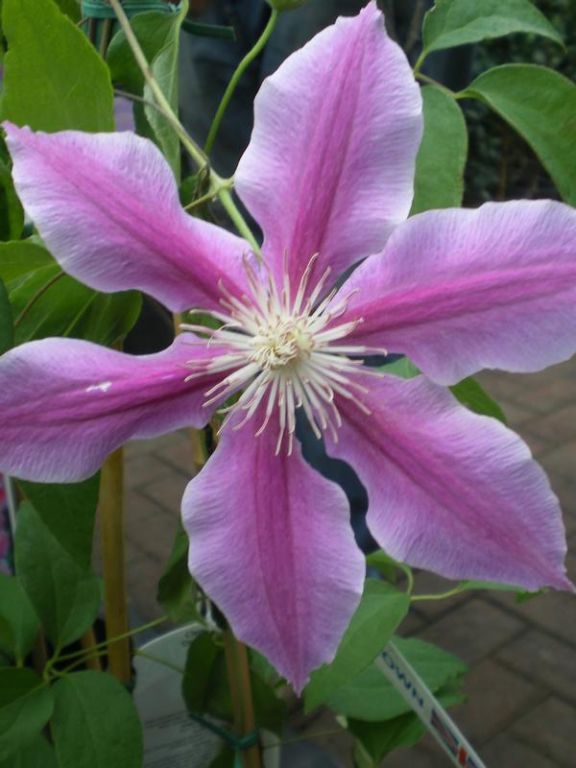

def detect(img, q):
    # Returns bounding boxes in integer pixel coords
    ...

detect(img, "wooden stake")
[223,630,262,768]
[80,627,103,671]
[99,448,131,683]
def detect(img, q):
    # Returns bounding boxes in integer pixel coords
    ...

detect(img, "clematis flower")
[0,2,575,690]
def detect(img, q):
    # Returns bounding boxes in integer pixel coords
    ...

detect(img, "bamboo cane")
[99,448,131,682]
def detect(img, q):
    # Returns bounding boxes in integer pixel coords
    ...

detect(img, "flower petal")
[4,123,250,313]
[331,200,576,384]
[235,2,422,295]
[0,335,224,482]
[326,372,572,591]
[182,413,365,692]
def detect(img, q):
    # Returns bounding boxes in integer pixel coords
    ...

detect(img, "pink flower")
[1,2,574,690]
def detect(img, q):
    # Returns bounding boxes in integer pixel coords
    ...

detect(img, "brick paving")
[122,357,576,766]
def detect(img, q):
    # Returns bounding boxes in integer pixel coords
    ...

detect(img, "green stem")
[108,0,215,181]
[114,87,177,119]
[413,50,427,76]
[51,649,110,678]
[55,616,168,664]
[134,649,185,674]
[403,565,414,596]
[411,586,467,602]
[262,729,344,750]
[219,188,262,257]
[109,1,260,251]
[184,178,234,211]
[414,71,458,99]
[204,9,279,156]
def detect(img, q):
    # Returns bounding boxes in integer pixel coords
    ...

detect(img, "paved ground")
[121,357,576,767]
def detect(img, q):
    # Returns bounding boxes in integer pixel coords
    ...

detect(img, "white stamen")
[182,252,380,450]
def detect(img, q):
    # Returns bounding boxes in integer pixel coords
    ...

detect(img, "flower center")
[182,254,383,454]
[251,318,313,371]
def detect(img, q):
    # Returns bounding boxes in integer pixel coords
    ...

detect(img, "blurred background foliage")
[464,0,576,204]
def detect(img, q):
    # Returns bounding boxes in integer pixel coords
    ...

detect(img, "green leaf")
[450,376,506,424]
[351,711,425,765]
[208,746,235,768]
[411,86,468,215]
[0,241,142,346]
[0,2,5,64]
[182,632,285,733]
[182,631,222,715]
[54,0,81,22]
[70,290,142,349]
[0,157,24,241]
[0,240,52,283]
[2,0,114,132]
[19,474,100,570]
[0,735,57,768]
[380,359,506,424]
[181,19,235,41]
[107,11,178,94]
[0,668,53,761]
[304,580,410,712]
[157,524,200,623]
[249,649,282,687]
[365,550,412,585]
[380,357,420,379]
[179,172,208,207]
[325,637,466,722]
[250,667,286,735]
[349,683,465,764]
[421,0,563,57]
[384,637,467,698]
[51,671,143,768]
[0,278,12,354]
[15,502,101,649]
[107,5,188,176]
[0,574,39,664]
[462,64,576,206]
[143,10,186,179]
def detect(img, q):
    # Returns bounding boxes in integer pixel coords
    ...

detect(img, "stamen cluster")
[182,255,382,453]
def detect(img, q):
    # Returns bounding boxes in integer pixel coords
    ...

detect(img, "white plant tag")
[379,641,486,768]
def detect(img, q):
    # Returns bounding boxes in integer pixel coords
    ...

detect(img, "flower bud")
[266,0,308,11]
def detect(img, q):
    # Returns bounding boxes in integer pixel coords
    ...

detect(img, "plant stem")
[56,616,168,663]
[184,180,234,211]
[219,187,261,257]
[190,429,209,473]
[411,586,467,602]
[80,628,102,671]
[204,9,279,156]
[114,87,174,117]
[414,70,458,99]
[404,565,414,595]
[134,648,186,674]
[108,0,212,180]
[413,49,427,76]
[54,649,110,677]
[109,3,259,249]
[405,0,427,60]
[98,17,114,58]
[33,632,48,679]
[99,447,131,683]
